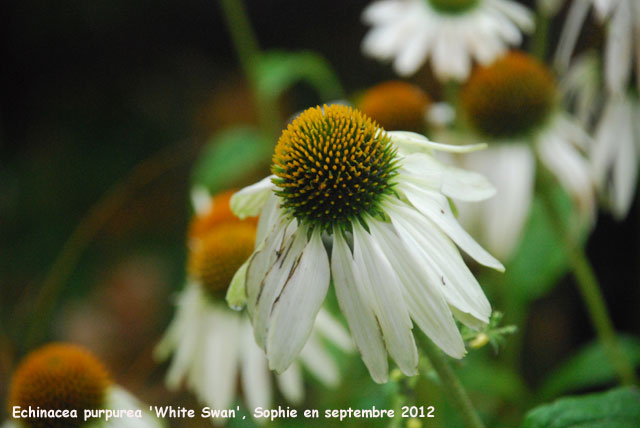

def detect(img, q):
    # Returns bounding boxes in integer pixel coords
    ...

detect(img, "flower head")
[359,81,431,133]
[453,52,595,260]
[7,343,161,428]
[272,104,397,229]
[462,52,556,139]
[361,0,534,80]
[231,105,504,383]
[9,344,109,428]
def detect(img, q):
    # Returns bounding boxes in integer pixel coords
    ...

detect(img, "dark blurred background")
[1,0,638,424]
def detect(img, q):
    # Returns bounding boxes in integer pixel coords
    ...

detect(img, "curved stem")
[538,180,637,386]
[421,337,486,428]
[219,0,280,140]
[20,140,197,354]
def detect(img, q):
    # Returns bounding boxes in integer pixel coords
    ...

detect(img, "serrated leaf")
[522,387,640,428]
[255,50,344,104]
[538,336,640,399]
[191,127,272,192]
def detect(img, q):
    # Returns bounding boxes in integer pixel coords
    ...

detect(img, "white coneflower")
[229,104,504,384]
[361,0,534,80]
[4,343,163,428]
[155,192,352,416]
[591,92,640,218]
[555,0,640,94]
[456,52,595,260]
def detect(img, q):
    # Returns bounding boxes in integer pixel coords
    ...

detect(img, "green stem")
[219,0,280,140]
[532,9,550,60]
[538,180,637,386]
[421,337,486,428]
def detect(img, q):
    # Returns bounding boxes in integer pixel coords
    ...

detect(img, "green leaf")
[538,336,640,399]
[191,127,272,192]
[522,387,640,428]
[504,186,573,303]
[255,50,344,104]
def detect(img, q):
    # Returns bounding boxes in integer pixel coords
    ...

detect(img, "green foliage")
[522,387,640,428]
[538,336,640,399]
[505,186,574,303]
[191,127,272,192]
[255,50,344,105]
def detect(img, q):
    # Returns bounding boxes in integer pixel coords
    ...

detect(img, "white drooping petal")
[104,386,165,428]
[230,175,276,219]
[198,309,240,410]
[255,193,281,246]
[368,220,466,358]
[299,334,341,387]
[384,198,491,326]
[155,283,206,390]
[605,0,633,93]
[592,94,639,218]
[266,228,331,373]
[245,218,295,320]
[275,362,304,404]
[389,131,487,154]
[352,220,418,376]
[397,181,504,271]
[331,230,389,384]
[400,152,497,202]
[537,127,595,222]
[554,0,590,72]
[314,309,355,353]
[240,320,272,411]
[459,144,536,260]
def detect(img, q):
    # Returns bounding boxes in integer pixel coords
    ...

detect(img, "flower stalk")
[219,0,280,140]
[420,335,486,428]
[538,172,638,386]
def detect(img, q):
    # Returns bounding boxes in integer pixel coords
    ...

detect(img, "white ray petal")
[385,199,491,326]
[331,230,389,383]
[352,221,418,376]
[251,222,305,348]
[299,334,341,387]
[398,181,504,271]
[368,220,465,358]
[104,386,165,428]
[314,309,355,352]
[266,228,331,373]
[241,320,272,411]
[230,175,276,219]
[276,362,304,404]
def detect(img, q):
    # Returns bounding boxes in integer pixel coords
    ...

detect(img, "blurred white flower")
[155,284,352,414]
[230,104,503,383]
[361,0,534,80]
[156,191,352,418]
[555,0,640,94]
[591,93,640,218]
[457,52,595,260]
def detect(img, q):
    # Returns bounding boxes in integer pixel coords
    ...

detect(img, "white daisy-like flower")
[591,92,640,218]
[361,0,534,80]
[229,104,504,384]
[155,192,352,417]
[4,343,163,428]
[555,0,640,94]
[455,52,595,260]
